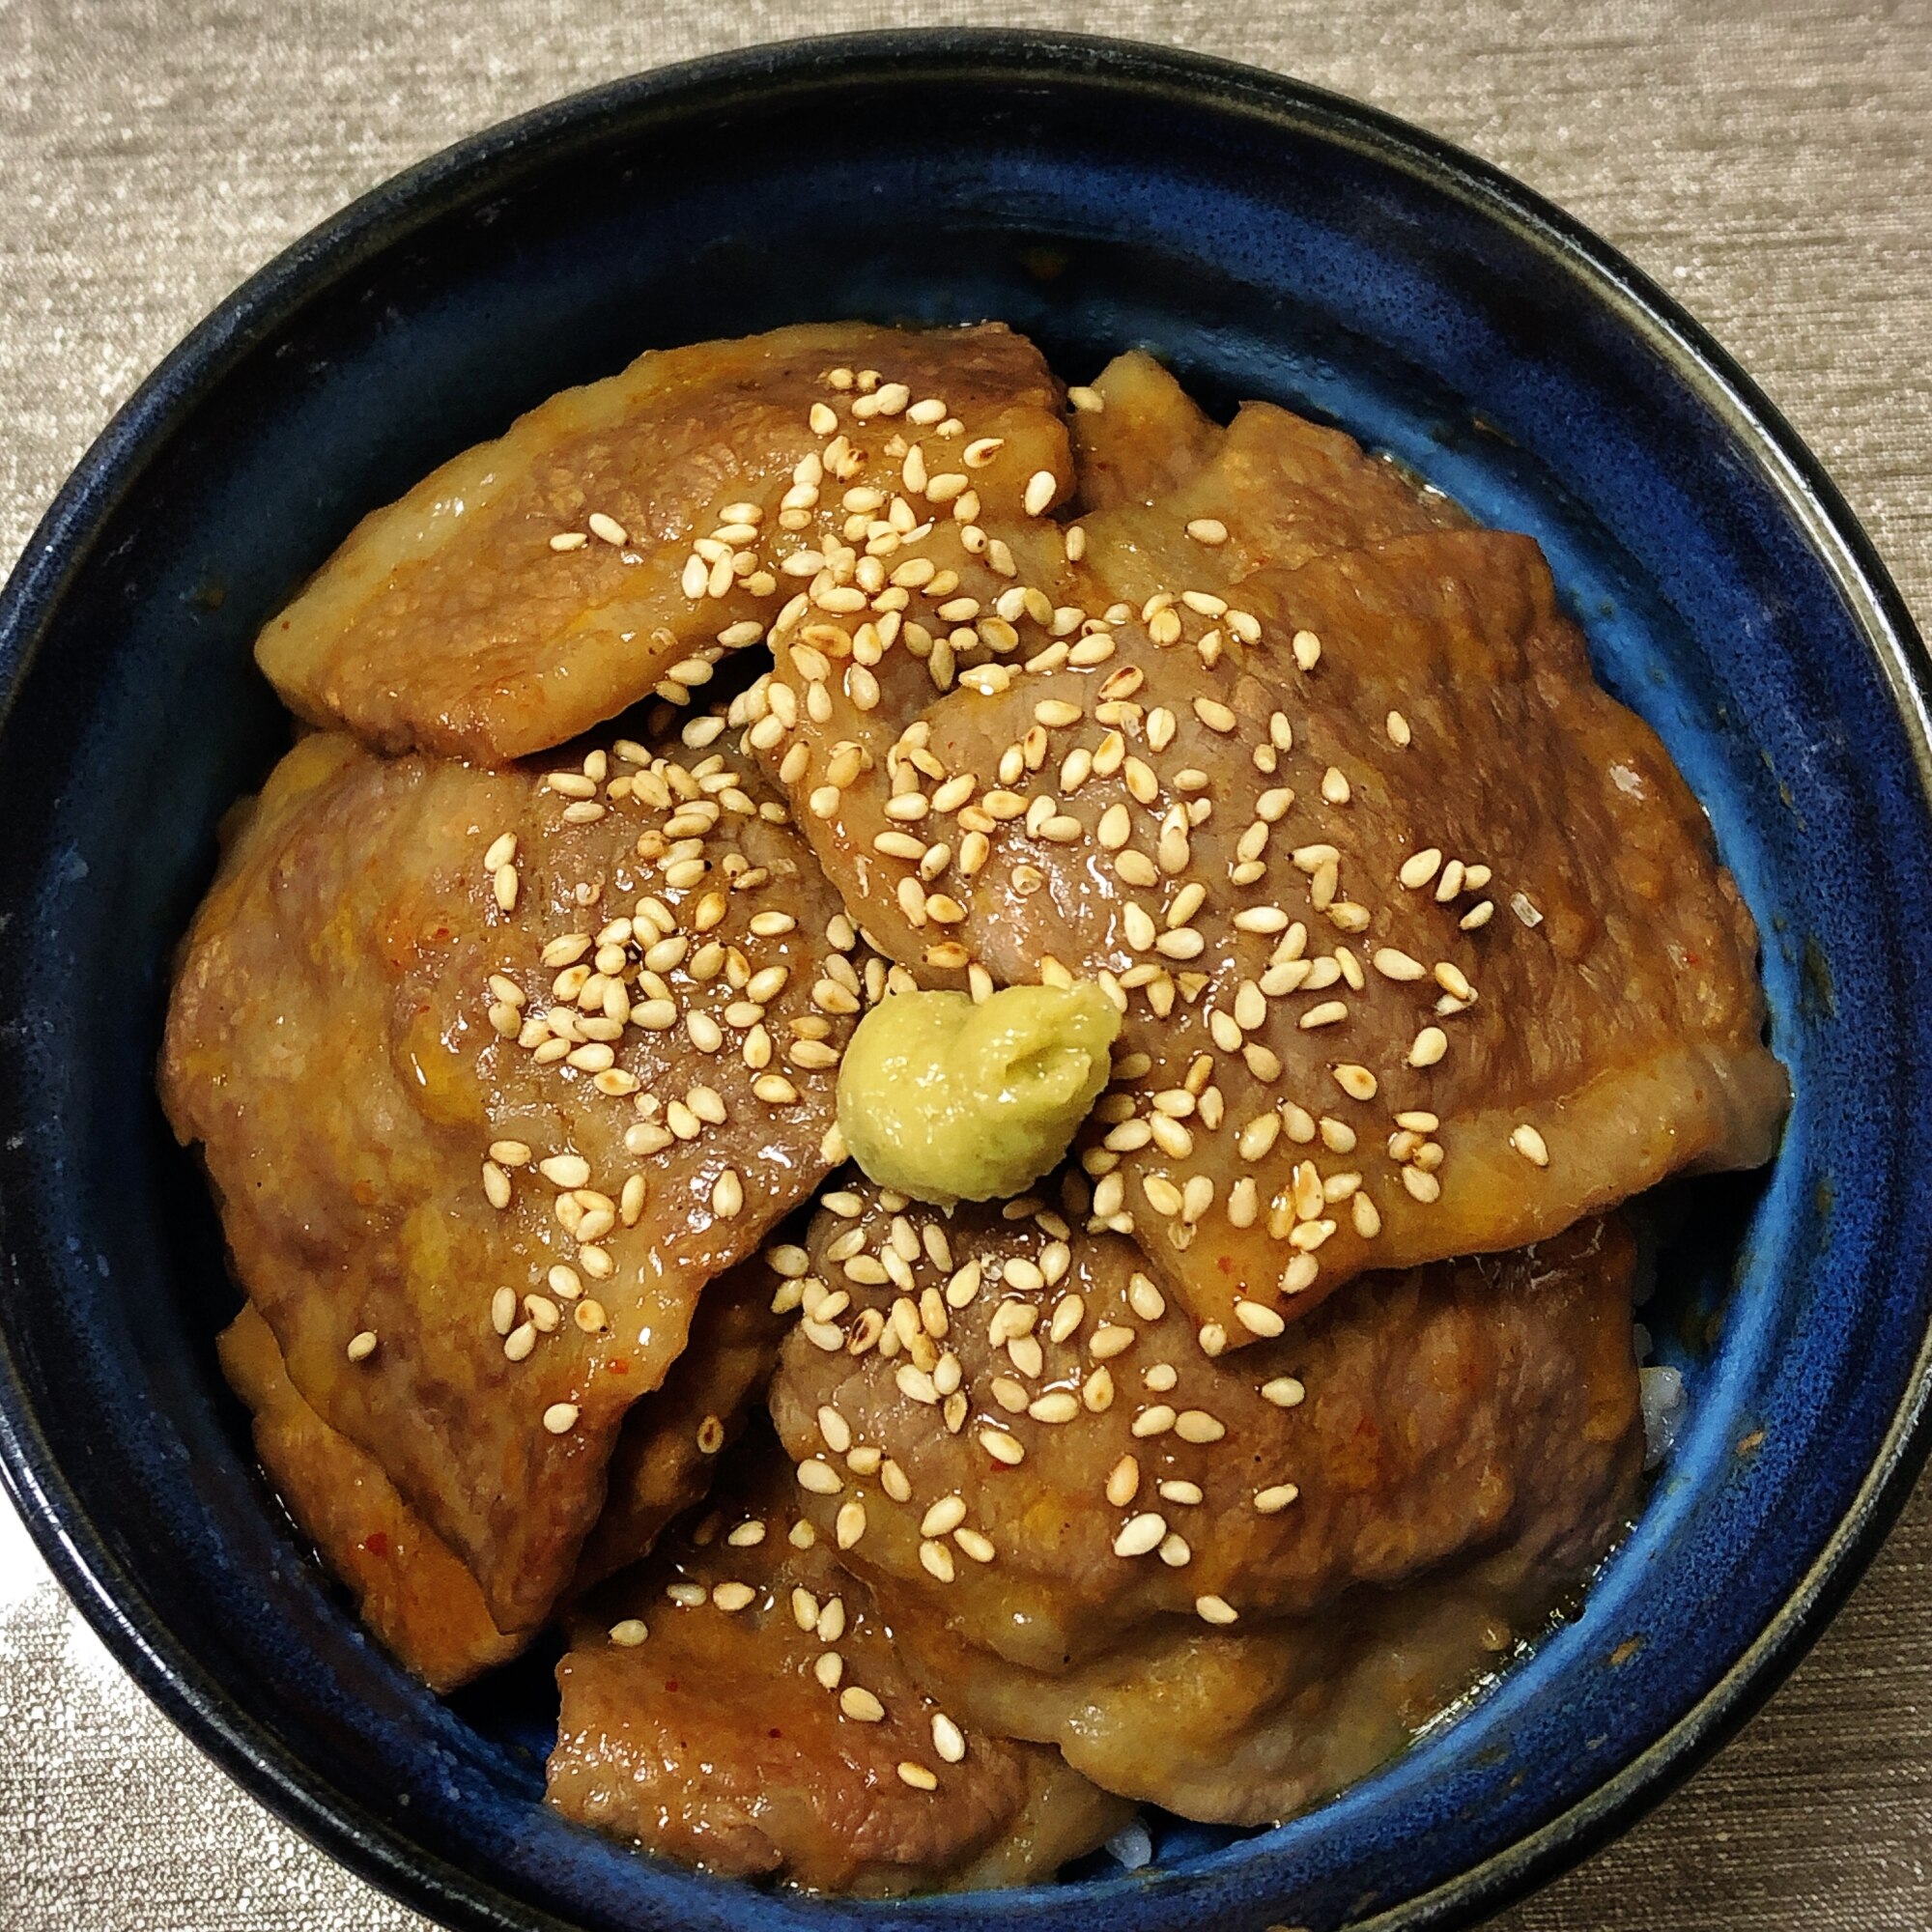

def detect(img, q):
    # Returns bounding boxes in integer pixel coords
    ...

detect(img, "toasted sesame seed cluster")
[162,725,857,1637]
[161,322,1787,1893]
[765,1184,1642,1669]
[257,324,1070,764]
[740,350,1786,1337]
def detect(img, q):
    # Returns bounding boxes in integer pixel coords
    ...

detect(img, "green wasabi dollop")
[835,981,1122,1207]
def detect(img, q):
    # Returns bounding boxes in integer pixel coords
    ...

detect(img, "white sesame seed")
[1023,470,1057,516]
[1143,1176,1185,1218]
[1028,1390,1081,1424]
[609,1618,648,1646]
[840,1686,886,1723]
[587,512,628,547]
[1511,1123,1550,1166]
[542,1403,580,1435]
[1400,848,1444,891]
[1373,948,1429,981]
[1333,1064,1378,1101]
[1402,1165,1443,1204]
[921,1495,968,1539]
[1113,1513,1168,1558]
[345,1330,377,1363]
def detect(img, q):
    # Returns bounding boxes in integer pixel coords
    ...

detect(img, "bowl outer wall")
[0,26,1927,1932]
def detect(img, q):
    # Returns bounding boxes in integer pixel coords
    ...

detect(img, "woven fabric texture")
[0,2,1926,1927]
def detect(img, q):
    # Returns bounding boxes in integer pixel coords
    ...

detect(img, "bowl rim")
[0,24,1928,1932]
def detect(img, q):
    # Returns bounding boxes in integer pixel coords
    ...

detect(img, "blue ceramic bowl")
[0,29,1925,1932]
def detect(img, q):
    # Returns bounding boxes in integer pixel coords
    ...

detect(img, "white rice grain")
[1640,1364,1688,1470]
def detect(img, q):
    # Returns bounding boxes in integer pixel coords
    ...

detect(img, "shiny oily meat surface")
[765,1178,1642,1670]
[217,1302,526,1692]
[571,1252,791,1593]
[218,1258,785,1689]
[549,1449,1129,1894]
[1069,352,1226,510]
[889,1525,1619,1826]
[750,372,1785,1334]
[257,322,1072,763]
[163,727,856,1631]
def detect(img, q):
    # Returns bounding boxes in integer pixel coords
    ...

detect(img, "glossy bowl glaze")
[0,29,1925,1932]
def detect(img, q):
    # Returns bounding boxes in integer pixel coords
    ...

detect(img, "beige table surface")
[2,2,1928,1927]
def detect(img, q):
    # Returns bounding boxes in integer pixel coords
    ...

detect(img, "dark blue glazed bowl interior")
[0,31,1927,1932]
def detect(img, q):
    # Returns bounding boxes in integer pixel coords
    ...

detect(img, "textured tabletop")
[1,2,1927,1927]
